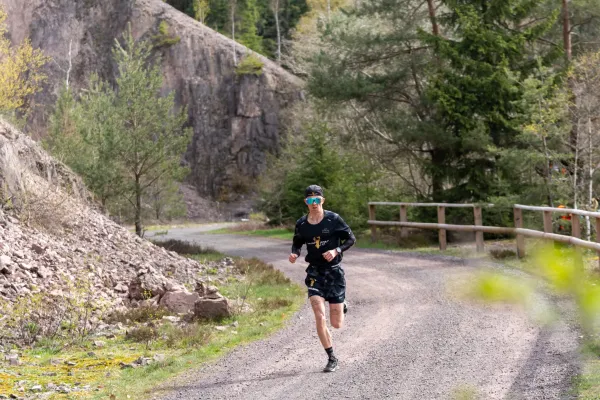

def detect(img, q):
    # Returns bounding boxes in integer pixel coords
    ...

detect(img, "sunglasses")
[306,197,322,205]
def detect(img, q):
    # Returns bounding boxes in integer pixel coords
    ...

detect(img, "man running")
[289,185,356,372]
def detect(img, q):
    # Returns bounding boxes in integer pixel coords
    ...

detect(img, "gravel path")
[151,228,579,400]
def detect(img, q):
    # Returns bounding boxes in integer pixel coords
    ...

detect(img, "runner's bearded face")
[305,196,324,212]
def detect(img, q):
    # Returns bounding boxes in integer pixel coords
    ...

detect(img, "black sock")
[325,347,335,360]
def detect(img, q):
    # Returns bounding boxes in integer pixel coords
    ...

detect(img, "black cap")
[305,185,324,197]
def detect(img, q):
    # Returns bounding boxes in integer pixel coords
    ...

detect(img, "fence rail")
[367,202,600,265]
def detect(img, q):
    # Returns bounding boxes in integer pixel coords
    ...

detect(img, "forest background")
[4,0,600,237]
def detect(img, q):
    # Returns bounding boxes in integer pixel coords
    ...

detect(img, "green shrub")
[235,53,264,76]
[259,120,387,230]
[125,325,159,344]
[258,297,293,310]
[234,257,290,285]
[153,21,181,47]
[162,323,213,348]
[0,277,109,346]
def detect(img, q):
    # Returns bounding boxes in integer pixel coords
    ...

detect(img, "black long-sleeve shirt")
[291,210,355,267]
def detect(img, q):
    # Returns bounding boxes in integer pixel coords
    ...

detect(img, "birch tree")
[570,51,600,238]
[0,6,49,113]
[270,0,281,63]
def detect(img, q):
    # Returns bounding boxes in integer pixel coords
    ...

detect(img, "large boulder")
[194,297,231,319]
[159,290,200,314]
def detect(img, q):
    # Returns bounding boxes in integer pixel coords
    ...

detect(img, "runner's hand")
[289,253,299,263]
[322,249,338,262]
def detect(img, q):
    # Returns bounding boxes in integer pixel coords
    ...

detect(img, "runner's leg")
[310,295,332,348]
[329,303,344,329]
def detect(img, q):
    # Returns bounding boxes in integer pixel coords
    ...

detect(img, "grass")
[210,223,483,254]
[96,280,303,399]
[1,245,304,399]
[125,222,212,233]
[578,349,600,399]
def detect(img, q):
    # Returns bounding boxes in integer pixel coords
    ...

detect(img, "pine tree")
[47,28,192,235]
[237,0,264,52]
[111,29,192,236]
[309,0,559,203]
[421,0,558,201]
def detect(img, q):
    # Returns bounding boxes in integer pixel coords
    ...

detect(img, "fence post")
[571,214,584,271]
[543,210,553,233]
[571,214,581,239]
[473,206,484,253]
[596,217,600,271]
[513,207,525,258]
[400,205,408,238]
[369,204,377,242]
[437,206,447,251]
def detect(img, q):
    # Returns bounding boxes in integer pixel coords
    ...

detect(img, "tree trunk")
[135,176,143,237]
[274,0,281,63]
[563,0,581,210]
[231,2,237,65]
[426,0,440,36]
[542,136,554,207]
[430,149,445,201]
[327,0,331,21]
[562,0,572,62]
[585,117,593,240]
[571,114,581,211]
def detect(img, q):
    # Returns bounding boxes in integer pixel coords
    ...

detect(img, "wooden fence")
[367,202,600,263]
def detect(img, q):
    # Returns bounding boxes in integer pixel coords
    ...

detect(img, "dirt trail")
[152,229,579,400]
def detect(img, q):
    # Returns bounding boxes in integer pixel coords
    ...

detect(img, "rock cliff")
[0,0,303,199]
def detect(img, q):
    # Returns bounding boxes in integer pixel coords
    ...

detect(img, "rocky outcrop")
[0,120,208,307]
[0,0,304,199]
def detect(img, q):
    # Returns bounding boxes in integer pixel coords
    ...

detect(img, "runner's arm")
[335,215,355,252]
[291,222,305,256]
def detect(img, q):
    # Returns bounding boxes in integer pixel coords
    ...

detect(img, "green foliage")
[307,0,572,208]
[165,0,308,58]
[152,21,181,47]
[259,119,384,229]
[469,245,600,337]
[420,0,558,201]
[235,52,264,75]
[237,0,264,52]
[162,323,213,348]
[499,67,571,207]
[0,277,109,346]
[46,82,124,208]
[234,257,290,285]
[46,27,192,235]
[126,325,159,346]
[193,0,211,23]
[146,177,187,221]
[0,5,49,114]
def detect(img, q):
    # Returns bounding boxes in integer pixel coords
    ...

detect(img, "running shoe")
[323,357,338,372]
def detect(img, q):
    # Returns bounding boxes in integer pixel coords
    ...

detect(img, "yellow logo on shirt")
[314,236,321,249]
